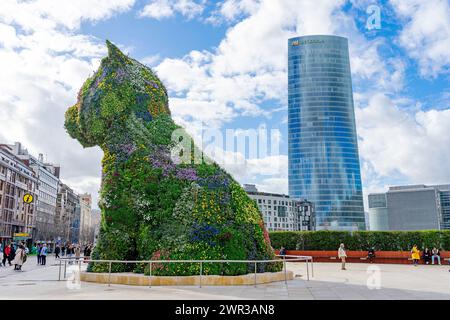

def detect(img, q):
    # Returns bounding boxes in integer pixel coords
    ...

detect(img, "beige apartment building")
[0,144,37,246]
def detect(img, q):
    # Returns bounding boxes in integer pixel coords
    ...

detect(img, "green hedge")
[269,230,450,251]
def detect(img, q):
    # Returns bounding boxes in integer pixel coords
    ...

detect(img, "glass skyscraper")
[288,35,365,230]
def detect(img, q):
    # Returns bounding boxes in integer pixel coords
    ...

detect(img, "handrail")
[57,254,314,286]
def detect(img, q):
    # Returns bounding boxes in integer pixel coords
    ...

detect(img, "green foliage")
[270,230,450,251]
[65,40,280,276]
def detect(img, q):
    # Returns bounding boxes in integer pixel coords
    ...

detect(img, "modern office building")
[368,184,450,231]
[367,193,389,230]
[244,184,315,231]
[288,35,365,231]
[0,144,37,246]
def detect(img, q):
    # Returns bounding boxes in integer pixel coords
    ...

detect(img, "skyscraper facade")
[288,35,365,230]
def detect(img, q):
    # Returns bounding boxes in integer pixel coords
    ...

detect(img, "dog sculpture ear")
[65,104,95,148]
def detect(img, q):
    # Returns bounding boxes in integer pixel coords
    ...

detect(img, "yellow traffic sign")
[23,194,33,203]
[13,233,31,237]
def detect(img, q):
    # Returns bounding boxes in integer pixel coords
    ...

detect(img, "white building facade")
[244,184,315,232]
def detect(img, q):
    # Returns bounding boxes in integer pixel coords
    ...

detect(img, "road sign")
[13,233,31,241]
[23,193,33,203]
[13,233,31,237]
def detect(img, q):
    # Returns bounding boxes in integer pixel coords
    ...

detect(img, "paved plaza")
[1,256,449,300]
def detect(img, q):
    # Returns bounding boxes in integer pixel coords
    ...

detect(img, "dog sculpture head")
[65,40,170,148]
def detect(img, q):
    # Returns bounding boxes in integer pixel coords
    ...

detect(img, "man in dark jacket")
[54,245,61,259]
[423,248,431,265]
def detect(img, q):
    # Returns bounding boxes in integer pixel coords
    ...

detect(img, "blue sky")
[0,0,449,210]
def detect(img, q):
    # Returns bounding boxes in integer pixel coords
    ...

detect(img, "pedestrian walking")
[40,244,48,266]
[75,245,81,263]
[338,243,347,270]
[36,243,42,265]
[83,244,92,263]
[411,244,420,266]
[0,244,3,267]
[67,244,73,264]
[431,247,441,265]
[2,243,10,266]
[12,244,26,271]
[8,243,15,266]
[61,245,66,257]
[54,245,61,259]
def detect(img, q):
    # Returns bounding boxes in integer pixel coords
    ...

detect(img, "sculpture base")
[80,271,294,286]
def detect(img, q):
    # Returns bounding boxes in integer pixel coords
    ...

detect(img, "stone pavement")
[1,256,449,300]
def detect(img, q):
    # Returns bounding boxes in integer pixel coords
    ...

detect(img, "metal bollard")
[108,262,112,287]
[254,262,257,287]
[199,262,202,288]
[311,257,314,278]
[149,262,152,288]
[58,259,62,281]
[306,258,309,281]
[283,256,287,285]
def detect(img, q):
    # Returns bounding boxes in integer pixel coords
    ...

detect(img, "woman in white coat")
[338,243,347,270]
[12,244,26,271]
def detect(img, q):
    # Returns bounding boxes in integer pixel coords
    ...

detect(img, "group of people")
[337,243,448,270]
[0,242,29,271]
[35,243,48,265]
[337,243,375,270]
[0,242,94,272]
[410,245,444,266]
[54,243,93,264]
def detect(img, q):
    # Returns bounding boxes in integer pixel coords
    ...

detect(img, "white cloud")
[0,0,136,208]
[0,0,135,31]
[206,0,260,25]
[141,54,161,67]
[390,0,450,77]
[357,93,450,193]
[150,0,417,199]
[155,0,353,129]
[139,0,205,20]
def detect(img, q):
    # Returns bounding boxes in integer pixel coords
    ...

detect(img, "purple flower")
[176,168,198,181]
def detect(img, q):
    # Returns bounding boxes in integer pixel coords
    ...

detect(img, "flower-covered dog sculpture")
[65,41,279,275]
